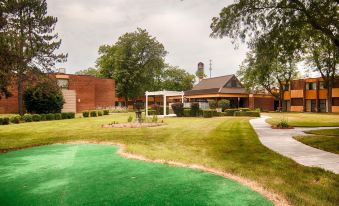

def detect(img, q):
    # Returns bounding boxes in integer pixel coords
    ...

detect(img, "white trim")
[145,90,184,117]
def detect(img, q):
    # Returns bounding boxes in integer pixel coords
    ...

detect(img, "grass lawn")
[0,144,272,206]
[0,113,339,205]
[264,112,339,127]
[294,129,339,155]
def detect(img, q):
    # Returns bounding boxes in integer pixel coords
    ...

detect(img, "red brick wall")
[0,74,116,114]
[0,83,19,114]
[253,97,274,111]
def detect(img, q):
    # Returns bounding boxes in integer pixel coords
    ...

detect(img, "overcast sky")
[47,0,248,77]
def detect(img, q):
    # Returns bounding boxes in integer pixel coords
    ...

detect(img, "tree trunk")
[17,75,24,115]
[279,84,283,112]
[124,96,128,109]
[327,82,332,112]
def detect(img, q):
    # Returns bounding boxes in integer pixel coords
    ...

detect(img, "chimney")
[58,68,66,74]
[197,62,204,81]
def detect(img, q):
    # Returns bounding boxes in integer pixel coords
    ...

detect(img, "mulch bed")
[271,126,294,129]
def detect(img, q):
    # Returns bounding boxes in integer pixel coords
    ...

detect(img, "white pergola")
[145,90,184,117]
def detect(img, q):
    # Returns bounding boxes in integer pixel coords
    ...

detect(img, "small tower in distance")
[197,62,205,81]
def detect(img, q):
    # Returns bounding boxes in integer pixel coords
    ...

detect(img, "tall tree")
[96,28,167,106]
[305,33,339,112]
[0,0,67,115]
[161,65,195,91]
[210,0,338,48]
[75,67,101,77]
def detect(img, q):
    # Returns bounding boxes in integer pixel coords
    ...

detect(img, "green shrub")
[234,111,260,117]
[190,102,199,116]
[218,99,230,111]
[103,110,109,115]
[171,102,184,117]
[128,115,133,122]
[2,117,9,125]
[277,119,289,128]
[46,113,55,120]
[98,110,103,116]
[40,114,46,121]
[238,108,250,111]
[24,80,64,114]
[90,111,97,117]
[208,100,217,109]
[147,109,157,116]
[61,113,68,119]
[32,114,41,122]
[0,118,3,125]
[55,113,62,120]
[203,109,214,118]
[83,111,89,118]
[152,115,158,123]
[10,116,20,124]
[67,112,75,119]
[23,114,33,122]
[224,109,238,116]
[183,108,191,117]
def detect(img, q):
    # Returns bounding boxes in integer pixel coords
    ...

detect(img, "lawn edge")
[60,140,290,206]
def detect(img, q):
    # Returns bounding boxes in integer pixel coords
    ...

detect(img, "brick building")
[281,77,339,112]
[184,74,276,111]
[0,72,115,114]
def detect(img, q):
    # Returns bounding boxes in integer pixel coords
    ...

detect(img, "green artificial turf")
[0,144,272,206]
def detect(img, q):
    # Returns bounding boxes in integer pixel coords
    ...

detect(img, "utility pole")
[209,59,212,78]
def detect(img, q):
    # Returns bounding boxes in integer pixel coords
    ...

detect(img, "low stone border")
[102,122,165,128]
[63,140,290,206]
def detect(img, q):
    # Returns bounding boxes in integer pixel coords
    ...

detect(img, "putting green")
[0,144,272,206]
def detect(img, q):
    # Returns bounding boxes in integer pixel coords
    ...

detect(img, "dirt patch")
[63,140,290,206]
[102,122,165,128]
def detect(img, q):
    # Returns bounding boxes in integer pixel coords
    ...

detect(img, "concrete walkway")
[250,116,339,174]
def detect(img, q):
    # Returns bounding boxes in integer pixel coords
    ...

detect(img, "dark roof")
[191,75,233,90]
[185,74,248,96]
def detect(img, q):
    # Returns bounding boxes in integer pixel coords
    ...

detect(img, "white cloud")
[47,0,248,77]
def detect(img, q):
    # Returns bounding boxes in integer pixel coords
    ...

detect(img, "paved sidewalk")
[250,116,339,174]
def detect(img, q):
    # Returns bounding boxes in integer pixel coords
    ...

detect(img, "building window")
[57,79,69,89]
[283,84,289,91]
[306,82,316,90]
[291,98,303,106]
[319,81,326,89]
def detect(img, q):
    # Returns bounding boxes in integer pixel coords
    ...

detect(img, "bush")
[61,113,68,119]
[147,109,157,116]
[224,109,239,116]
[46,113,55,120]
[277,119,289,128]
[171,102,184,117]
[234,111,260,117]
[203,109,214,118]
[208,100,217,109]
[23,114,33,122]
[90,110,97,117]
[218,99,230,111]
[10,116,20,124]
[152,115,158,123]
[128,115,133,122]
[24,80,64,114]
[83,111,89,118]
[190,102,199,116]
[183,108,191,117]
[55,113,62,120]
[2,117,10,125]
[103,110,109,115]
[40,114,46,121]
[98,110,103,116]
[0,118,3,125]
[67,112,75,119]
[32,114,41,122]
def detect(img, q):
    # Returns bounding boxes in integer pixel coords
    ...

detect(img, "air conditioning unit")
[58,68,66,74]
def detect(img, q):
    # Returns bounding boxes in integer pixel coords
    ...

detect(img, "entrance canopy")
[145,90,184,117]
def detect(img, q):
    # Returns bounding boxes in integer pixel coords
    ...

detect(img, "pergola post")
[145,91,148,117]
[181,91,184,103]
[163,95,167,116]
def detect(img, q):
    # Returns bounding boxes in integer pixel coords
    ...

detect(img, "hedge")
[2,117,9,125]
[23,114,33,122]
[183,108,191,117]
[190,102,199,117]
[90,111,97,117]
[103,110,109,115]
[55,113,62,120]
[83,111,89,117]
[40,114,46,121]
[234,111,260,117]
[46,113,55,120]
[171,102,184,117]
[203,109,214,118]
[32,114,41,122]
[98,111,103,116]
[10,116,20,124]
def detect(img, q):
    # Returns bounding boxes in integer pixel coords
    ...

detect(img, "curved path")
[250,116,339,174]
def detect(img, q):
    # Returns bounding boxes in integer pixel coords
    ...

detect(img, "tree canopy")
[161,65,195,91]
[0,0,66,114]
[75,67,101,77]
